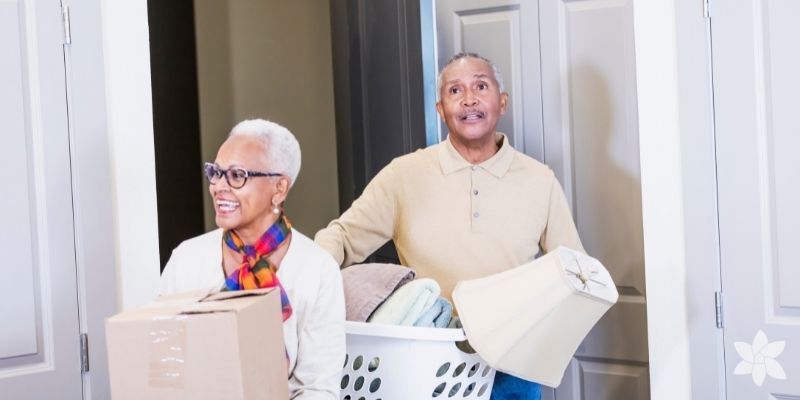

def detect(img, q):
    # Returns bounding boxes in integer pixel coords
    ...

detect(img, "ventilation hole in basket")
[368,357,380,372]
[477,383,489,396]
[452,362,467,377]
[340,374,350,390]
[353,376,365,391]
[343,396,351,400]
[448,382,462,397]
[343,354,349,368]
[436,362,451,377]
[481,365,491,377]
[352,355,364,370]
[432,382,447,397]
[467,363,480,377]
[369,377,381,393]
[357,397,365,400]
[463,382,476,397]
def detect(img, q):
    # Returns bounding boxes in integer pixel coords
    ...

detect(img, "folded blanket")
[368,278,440,326]
[413,297,453,328]
[341,263,415,322]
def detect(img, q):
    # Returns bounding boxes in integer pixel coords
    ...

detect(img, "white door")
[710,0,800,397]
[437,1,649,399]
[0,0,83,398]
[538,1,648,398]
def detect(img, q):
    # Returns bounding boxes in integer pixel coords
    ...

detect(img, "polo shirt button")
[471,166,476,171]
[473,212,479,218]
[473,189,479,195]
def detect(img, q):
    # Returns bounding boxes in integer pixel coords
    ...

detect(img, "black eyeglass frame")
[203,162,282,189]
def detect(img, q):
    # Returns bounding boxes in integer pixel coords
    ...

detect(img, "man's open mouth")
[460,111,485,121]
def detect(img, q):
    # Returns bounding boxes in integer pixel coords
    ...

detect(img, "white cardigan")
[160,228,345,400]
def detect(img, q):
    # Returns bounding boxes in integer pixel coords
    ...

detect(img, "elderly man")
[315,53,583,399]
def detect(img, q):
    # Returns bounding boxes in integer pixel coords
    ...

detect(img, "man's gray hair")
[436,52,505,100]
[229,118,301,187]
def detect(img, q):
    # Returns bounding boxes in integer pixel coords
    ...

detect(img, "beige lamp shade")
[452,246,618,387]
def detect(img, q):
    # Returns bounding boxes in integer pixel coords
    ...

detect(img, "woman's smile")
[215,198,240,213]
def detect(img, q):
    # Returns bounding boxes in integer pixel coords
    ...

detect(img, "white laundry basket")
[341,321,496,399]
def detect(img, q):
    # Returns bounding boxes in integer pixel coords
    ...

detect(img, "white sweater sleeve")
[159,246,182,295]
[288,257,347,399]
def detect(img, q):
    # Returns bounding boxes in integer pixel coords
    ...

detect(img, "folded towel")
[368,278,440,326]
[413,297,453,328]
[341,263,415,322]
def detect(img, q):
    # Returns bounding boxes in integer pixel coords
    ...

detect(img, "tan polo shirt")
[315,134,584,300]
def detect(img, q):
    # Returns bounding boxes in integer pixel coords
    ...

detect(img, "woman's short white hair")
[229,118,301,187]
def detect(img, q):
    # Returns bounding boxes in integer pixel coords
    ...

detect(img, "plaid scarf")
[222,215,293,322]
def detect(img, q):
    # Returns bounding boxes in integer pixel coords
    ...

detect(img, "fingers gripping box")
[105,288,288,400]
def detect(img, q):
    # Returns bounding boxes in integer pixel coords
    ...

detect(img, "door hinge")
[80,333,89,373]
[715,291,724,329]
[61,2,72,45]
[703,0,710,19]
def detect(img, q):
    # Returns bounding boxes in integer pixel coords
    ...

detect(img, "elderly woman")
[160,119,345,399]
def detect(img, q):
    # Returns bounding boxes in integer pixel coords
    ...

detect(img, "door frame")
[62,0,728,398]
[634,0,726,399]
[64,0,160,398]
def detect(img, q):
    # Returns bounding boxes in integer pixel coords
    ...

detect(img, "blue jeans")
[490,371,542,400]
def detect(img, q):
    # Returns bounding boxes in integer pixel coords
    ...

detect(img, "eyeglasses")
[203,162,282,189]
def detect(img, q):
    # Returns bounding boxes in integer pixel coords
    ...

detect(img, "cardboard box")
[106,288,289,399]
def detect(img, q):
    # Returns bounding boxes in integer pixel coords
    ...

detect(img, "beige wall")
[194,0,339,234]
[194,0,233,230]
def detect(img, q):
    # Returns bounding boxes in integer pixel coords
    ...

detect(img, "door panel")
[0,0,38,360]
[558,360,649,400]
[0,0,82,398]
[436,0,544,159]
[712,0,800,397]
[540,0,648,398]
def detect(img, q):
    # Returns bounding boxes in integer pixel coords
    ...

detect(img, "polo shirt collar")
[439,133,514,178]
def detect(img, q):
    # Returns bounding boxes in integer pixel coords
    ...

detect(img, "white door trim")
[633,1,692,398]
[673,0,727,398]
[97,0,160,310]
[66,0,160,398]
[634,0,726,399]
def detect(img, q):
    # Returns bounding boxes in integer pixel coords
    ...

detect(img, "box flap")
[180,288,277,315]
[107,290,214,322]
[200,287,275,302]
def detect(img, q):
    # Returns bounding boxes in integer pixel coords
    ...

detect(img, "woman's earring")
[272,205,280,215]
